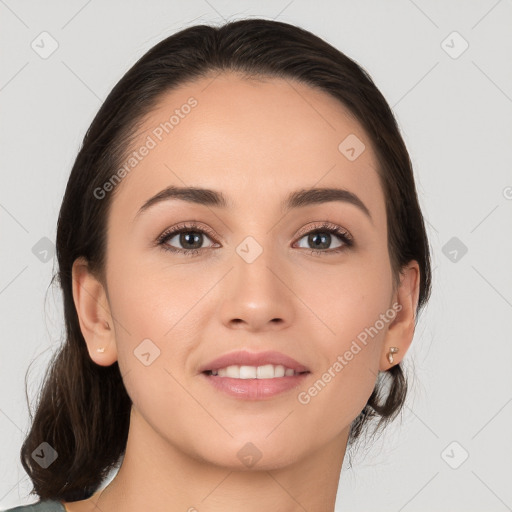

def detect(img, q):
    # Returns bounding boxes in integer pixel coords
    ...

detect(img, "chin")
[189,433,308,471]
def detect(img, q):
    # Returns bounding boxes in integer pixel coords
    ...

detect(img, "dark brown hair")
[20,18,431,502]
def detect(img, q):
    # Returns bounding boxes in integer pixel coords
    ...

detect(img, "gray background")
[1,1,511,510]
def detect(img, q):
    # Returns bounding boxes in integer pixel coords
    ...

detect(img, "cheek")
[305,250,393,341]
[294,347,378,449]
[106,259,202,431]
[297,299,393,442]
[106,255,221,397]
[106,251,202,336]
[119,357,202,455]
[299,260,393,428]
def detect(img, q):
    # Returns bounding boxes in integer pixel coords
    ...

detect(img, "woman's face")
[95,72,402,468]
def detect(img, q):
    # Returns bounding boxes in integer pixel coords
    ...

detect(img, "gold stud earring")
[96,347,105,353]
[387,347,399,365]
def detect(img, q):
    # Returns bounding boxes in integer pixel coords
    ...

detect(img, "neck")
[79,408,350,512]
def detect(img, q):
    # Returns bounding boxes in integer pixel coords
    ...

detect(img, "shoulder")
[3,501,66,512]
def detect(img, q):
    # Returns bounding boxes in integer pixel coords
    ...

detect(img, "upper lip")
[199,350,310,374]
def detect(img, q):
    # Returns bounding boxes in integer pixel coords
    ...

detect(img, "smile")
[206,364,305,379]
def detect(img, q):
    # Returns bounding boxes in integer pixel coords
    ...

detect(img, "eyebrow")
[134,185,372,222]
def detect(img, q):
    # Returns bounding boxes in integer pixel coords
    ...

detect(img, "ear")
[379,260,421,371]
[71,257,117,366]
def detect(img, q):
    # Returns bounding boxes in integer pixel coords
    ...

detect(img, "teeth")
[274,365,285,377]
[257,364,274,378]
[239,365,257,379]
[209,364,301,379]
[226,365,239,378]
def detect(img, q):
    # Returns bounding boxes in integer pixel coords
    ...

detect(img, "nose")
[218,246,296,332]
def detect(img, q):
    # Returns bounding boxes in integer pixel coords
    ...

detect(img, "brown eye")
[156,222,219,257]
[294,222,353,255]
[163,231,210,250]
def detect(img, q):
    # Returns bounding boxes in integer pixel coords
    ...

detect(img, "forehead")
[110,71,385,221]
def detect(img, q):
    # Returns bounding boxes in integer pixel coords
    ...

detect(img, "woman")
[7,17,431,512]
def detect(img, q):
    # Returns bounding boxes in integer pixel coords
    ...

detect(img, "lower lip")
[201,372,310,400]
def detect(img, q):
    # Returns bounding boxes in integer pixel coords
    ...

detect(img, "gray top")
[3,501,66,511]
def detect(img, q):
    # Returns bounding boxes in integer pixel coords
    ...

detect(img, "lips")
[198,349,310,374]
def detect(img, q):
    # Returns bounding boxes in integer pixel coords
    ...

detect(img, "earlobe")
[380,261,421,371]
[71,257,117,366]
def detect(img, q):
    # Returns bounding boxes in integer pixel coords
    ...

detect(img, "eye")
[156,221,219,257]
[293,222,353,256]
[155,220,353,258]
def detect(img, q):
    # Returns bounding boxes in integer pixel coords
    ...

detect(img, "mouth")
[201,368,310,400]
[199,350,311,400]
[203,364,309,379]
[199,349,310,375]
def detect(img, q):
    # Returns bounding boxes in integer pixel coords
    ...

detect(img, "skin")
[66,71,420,512]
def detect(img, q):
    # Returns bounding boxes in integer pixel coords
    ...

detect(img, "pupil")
[309,232,330,249]
[181,232,202,249]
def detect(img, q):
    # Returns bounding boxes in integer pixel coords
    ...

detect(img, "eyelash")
[155,221,354,258]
